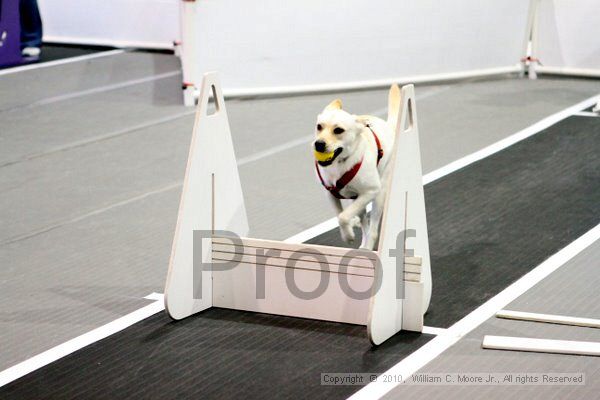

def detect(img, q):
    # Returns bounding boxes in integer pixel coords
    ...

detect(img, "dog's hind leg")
[359,210,369,248]
[363,189,385,250]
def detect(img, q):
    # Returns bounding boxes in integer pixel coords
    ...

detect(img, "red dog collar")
[316,125,383,200]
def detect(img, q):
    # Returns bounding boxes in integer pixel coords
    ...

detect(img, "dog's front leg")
[338,191,377,245]
[329,194,355,243]
[328,194,355,243]
[328,193,344,215]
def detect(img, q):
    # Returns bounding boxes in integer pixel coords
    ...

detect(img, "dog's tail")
[387,83,402,131]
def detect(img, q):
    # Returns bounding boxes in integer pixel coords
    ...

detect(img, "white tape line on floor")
[349,223,600,400]
[0,49,126,77]
[0,293,165,387]
[4,70,181,113]
[573,111,599,117]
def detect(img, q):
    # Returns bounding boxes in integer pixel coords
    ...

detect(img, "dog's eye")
[317,124,323,131]
[333,127,345,134]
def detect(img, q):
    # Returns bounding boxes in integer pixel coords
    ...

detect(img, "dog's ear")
[355,115,370,125]
[325,99,343,111]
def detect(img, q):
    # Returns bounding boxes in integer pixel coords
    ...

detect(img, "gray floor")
[1,50,600,373]
[383,239,600,400]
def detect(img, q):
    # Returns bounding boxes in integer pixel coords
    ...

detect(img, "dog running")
[313,84,400,250]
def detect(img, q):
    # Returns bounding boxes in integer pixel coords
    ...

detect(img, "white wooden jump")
[164,72,432,345]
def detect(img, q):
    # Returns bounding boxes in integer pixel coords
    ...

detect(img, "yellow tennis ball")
[314,150,335,162]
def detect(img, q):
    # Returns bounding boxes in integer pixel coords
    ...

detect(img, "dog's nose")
[314,140,327,153]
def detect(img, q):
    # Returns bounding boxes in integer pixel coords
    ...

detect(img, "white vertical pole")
[520,0,534,77]
[528,0,540,79]
[180,0,200,106]
[520,0,540,79]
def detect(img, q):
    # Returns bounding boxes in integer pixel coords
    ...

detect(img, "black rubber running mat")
[38,44,113,63]
[0,43,113,70]
[2,115,599,399]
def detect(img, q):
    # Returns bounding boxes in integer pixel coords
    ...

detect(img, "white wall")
[537,0,600,73]
[38,0,180,49]
[182,0,530,95]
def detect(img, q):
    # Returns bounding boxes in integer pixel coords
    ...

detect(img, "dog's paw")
[350,216,361,228]
[340,227,356,244]
[338,218,356,244]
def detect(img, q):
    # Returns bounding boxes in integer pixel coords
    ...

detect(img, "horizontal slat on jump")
[213,236,377,259]
[404,256,422,266]
[214,236,425,265]
[212,247,421,274]
[213,243,422,272]
[212,236,422,271]
[212,254,374,277]
[212,249,421,274]
[404,272,420,282]
[212,253,421,282]
[212,243,376,269]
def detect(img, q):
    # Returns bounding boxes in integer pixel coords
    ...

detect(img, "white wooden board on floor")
[496,310,600,329]
[483,335,600,357]
[164,73,249,320]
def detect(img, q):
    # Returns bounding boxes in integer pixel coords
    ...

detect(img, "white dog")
[313,84,400,250]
